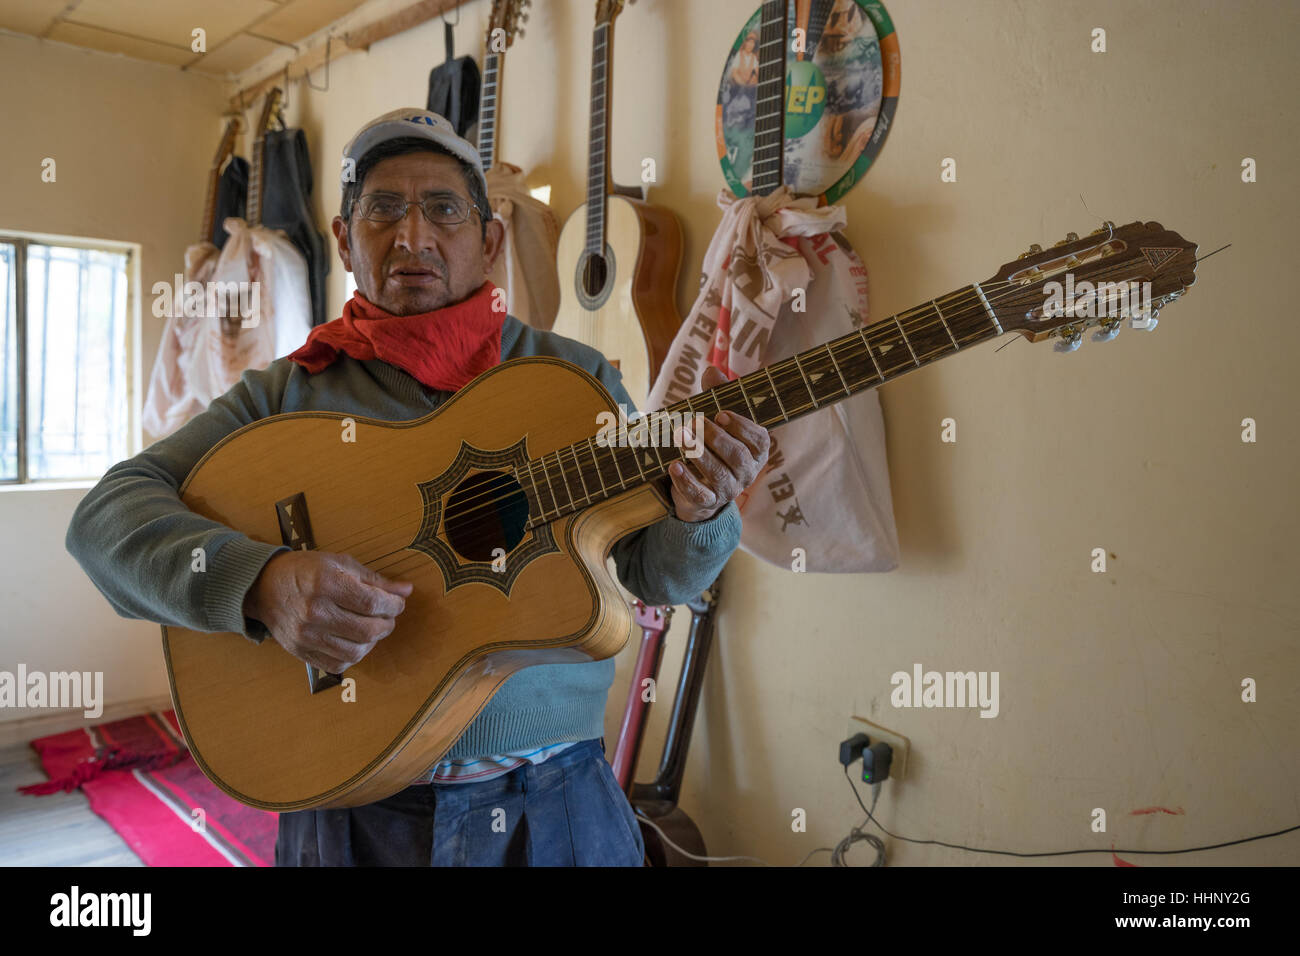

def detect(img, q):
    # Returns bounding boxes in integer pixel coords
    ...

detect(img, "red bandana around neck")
[288,280,503,393]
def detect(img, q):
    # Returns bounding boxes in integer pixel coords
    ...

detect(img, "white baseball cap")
[340,107,487,201]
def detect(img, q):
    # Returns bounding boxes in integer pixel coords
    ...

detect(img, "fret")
[973,281,1004,334]
[519,461,544,516]
[569,444,592,505]
[790,353,822,410]
[554,452,578,507]
[625,421,648,481]
[585,438,609,498]
[823,343,853,397]
[893,314,921,367]
[933,299,960,349]
[607,441,629,489]
[762,365,790,420]
[733,376,759,420]
[539,457,560,516]
[857,329,885,381]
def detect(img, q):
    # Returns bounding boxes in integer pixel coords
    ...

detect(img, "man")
[66,108,770,866]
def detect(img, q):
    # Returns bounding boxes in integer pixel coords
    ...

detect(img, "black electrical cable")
[844,766,1300,858]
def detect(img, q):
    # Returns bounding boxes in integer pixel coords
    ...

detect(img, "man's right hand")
[242,550,413,674]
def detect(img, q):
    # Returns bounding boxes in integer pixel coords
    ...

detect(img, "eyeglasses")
[353,192,482,226]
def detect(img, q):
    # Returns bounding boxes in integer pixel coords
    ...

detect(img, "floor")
[0,740,142,866]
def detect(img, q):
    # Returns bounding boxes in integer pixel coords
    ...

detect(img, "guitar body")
[162,357,671,811]
[551,194,683,405]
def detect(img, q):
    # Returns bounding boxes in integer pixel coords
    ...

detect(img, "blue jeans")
[275,738,646,866]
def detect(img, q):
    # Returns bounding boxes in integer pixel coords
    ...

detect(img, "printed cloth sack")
[485,162,561,330]
[645,186,899,573]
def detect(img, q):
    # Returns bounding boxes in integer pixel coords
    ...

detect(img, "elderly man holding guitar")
[66,108,769,867]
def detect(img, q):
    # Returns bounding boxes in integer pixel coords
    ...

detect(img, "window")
[0,235,133,483]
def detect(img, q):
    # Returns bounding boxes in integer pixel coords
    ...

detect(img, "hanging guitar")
[162,219,1199,810]
[550,0,683,406]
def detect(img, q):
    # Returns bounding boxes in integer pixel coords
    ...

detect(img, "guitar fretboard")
[751,0,789,196]
[200,165,221,243]
[584,21,613,254]
[518,283,1009,526]
[248,138,264,228]
[477,51,501,170]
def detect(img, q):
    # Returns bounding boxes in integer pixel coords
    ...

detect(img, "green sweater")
[65,314,740,761]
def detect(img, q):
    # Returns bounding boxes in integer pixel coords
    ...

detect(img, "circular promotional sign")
[716,0,900,204]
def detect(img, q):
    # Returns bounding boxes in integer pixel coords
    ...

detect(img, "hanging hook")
[441,1,461,27]
[305,35,332,92]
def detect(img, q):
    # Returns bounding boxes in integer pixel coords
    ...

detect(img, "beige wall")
[4,0,1297,864]
[0,31,227,723]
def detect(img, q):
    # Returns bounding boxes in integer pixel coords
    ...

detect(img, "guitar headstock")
[255,88,283,142]
[595,0,627,26]
[987,221,1198,351]
[487,0,530,46]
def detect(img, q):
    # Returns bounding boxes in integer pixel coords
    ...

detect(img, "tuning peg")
[520,11,529,21]
[1091,319,1122,342]
[1130,309,1160,331]
[1017,243,1043,260]
[518,27,526,36]
[1053,325,1083,352]
[1053,232,1079,247]
[1090,220,1116,236]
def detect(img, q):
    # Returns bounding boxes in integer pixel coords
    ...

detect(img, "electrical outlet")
[846,716,910,782]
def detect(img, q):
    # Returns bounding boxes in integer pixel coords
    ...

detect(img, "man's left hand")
[669,365,771,522]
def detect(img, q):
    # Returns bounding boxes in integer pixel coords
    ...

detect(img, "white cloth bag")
[646,187,899,573]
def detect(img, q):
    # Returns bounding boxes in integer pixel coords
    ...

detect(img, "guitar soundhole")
[575,244,617,311]
[443,470,530,562]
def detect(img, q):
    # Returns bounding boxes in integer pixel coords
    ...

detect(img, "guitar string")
[299,260,1152,573]
[292,276,1029,560]
[276,259,1161,573]
[307,256,1160,571]
[343,282,1034,574]
[357,256,1149,542]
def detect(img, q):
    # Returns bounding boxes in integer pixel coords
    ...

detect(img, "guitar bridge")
[274,492,340,695]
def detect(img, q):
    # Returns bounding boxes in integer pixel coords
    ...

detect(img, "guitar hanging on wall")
[162,220,1199,811]
[550,0,683,407]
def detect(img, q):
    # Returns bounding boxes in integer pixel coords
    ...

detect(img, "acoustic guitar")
[162,220,1199,810]
[550,0,683,406]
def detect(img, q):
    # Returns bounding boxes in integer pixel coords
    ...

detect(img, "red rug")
[21,710,277,867]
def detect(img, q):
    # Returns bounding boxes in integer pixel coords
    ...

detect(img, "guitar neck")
[248,138,264,228]
[751,0,789,196]
[200,164,222,243]
[478,50,503,169]
[520,282,1006,525]
[584,19,614,254]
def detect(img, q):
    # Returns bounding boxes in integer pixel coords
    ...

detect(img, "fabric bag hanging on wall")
[645,187,900,573]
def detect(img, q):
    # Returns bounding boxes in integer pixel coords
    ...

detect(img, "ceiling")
[0,0,372,77]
